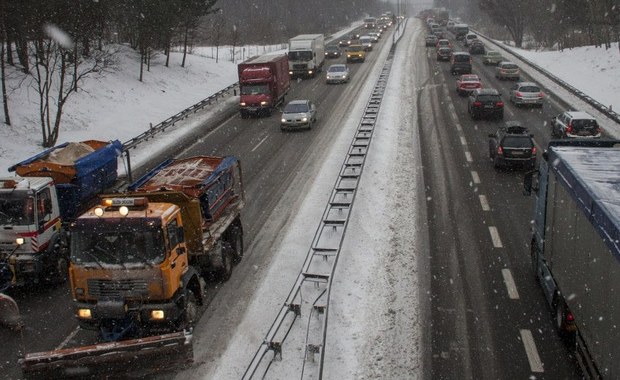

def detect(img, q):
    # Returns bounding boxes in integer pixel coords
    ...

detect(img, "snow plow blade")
[19,331,193,379]
[0,293,21,329]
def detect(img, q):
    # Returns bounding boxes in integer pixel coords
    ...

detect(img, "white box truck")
[287,34,325,78]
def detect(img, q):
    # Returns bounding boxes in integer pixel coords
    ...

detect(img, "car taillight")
[566,312,575,323]
[497,146,504,155]
[566,122,573,134]
[532,146,537,154]
[515,91,522,98]
[597,127,603,134]
[496,101,504,107]
[473,101,482,107]
[539,92,544,98]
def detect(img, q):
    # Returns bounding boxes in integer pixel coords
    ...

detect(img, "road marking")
[520,329,544,373]
[501,268,520,299]
[56,327,81,350]
[479,195,490,211]
[464,151,472,162]
[460,136,467,145]
[251,135,269,152]
[489,226,503,248]
[455,123,462,132]
[471,171,480,184]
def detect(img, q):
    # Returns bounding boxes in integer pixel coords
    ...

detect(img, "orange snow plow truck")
[19,156,244,378]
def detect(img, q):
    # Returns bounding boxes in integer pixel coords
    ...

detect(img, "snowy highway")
[1,18,592,380]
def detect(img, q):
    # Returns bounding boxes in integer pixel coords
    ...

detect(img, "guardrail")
[473,30,620,126]
[120,82,239,181]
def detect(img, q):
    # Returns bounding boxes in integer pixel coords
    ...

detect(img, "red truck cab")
[238,54,290,118]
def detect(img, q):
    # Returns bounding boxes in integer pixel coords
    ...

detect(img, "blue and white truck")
[524,140,620,379]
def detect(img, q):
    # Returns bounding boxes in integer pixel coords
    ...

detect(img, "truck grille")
[87,279,149,298]
[293,63,307,70]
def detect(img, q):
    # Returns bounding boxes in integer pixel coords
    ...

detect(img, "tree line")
[435,0,619,50]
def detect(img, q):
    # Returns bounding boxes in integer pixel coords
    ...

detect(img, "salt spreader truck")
[19,155,244,378]
[238,54,290,118]
[524,140,620,379]
[0,140,122,289]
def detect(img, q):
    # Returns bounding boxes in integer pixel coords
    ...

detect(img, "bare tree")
[1,0,10,125]
[31,25,108,147]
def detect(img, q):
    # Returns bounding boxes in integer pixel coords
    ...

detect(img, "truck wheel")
[181,289,198,330]
[216,241,234,282]
[226,219,244,264]
[553,295,576,344]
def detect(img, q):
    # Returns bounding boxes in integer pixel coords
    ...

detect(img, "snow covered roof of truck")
[550,145,620,263]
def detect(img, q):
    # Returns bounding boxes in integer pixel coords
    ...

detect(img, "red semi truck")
[238,54,290,118]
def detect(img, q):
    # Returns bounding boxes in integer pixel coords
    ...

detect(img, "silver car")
[326,64,350,84]
[281,100,317,130]
[509,82,544,107]
[495,61,520,80]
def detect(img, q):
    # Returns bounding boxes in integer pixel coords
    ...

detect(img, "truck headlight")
[308,70,313,74]
[150,310,165,320]
[240,102,246,106]
[260,101,268,106]
[78,308,92,319]
[289,71,293,75]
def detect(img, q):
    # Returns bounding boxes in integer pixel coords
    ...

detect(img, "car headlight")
[302,117,308,122]
[281,118,286,123]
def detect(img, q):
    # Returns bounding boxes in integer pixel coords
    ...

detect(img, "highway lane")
[422,27,580,379]
[0,26,394,379]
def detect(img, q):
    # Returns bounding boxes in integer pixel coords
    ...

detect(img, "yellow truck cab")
[346,44,366,63]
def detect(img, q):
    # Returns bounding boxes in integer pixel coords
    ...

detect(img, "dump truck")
[238,54,290,118]
[524,140,620,379]
[19,155,244,378]
[0,140,122,290]
[288,34,325,78]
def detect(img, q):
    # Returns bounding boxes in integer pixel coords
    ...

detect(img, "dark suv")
[450,52,472,75]
[488,122,537,170]
[468,88,504,120]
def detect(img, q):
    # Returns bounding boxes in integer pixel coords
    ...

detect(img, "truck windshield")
[288,51,313,62]
[0,194,34,226]
[71,220,165,267]
[240,84,269,95]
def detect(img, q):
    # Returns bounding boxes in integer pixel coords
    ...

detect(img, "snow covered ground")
[0,16,618,379]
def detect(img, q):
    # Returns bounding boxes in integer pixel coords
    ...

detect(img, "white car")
[326,64,350,84]
[464,33,478,46]
[281,100,317,130]
[360,36,373,51]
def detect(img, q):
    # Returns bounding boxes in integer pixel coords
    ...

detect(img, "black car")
[468,88,504,120]
[338,35,353,47]
[469,41,485,55]
[488,122,537,169]
[325,45,341,58]
[436,47,452,61]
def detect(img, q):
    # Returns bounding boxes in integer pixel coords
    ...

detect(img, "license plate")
[484,105,494,109]
[511,151,524,156]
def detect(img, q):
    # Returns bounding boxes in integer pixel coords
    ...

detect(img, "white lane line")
[479,195,490,211]
[464,151,472,162]
[251,135,269,152]
[489,226,503,248]
[501,268,520,299]
[455,123,462,132]
[56,327,81,350]
[471,171,481,184]
[520,329,544,373]
[460,136,467,145]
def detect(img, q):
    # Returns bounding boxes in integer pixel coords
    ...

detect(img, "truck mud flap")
[19,331,193,379]
[0,292,21,329]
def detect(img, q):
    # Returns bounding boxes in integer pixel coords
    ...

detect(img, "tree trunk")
[139,47,144,82]
[1,34,11,125]
[182,26,188,68]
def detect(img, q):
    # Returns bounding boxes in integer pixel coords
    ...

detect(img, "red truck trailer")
[238,54,290,118]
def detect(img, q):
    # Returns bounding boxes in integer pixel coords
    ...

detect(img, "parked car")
[464,33,478,47]
[509,82,544,107]
[450,52,472,75]
[346,44,366,63]
[436,39,452,49]
[325,64,350,84]
[468,88,504,120]
[495,61,520,80]
[469,40,485,55]
[325,45,341,59]
[436,47,453,61]
[550,111,602,138]
[425,35,439,47]
[488,122,537,170]
[482,50,503,65]
[281,100,317,130]
[456,74,482,96]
